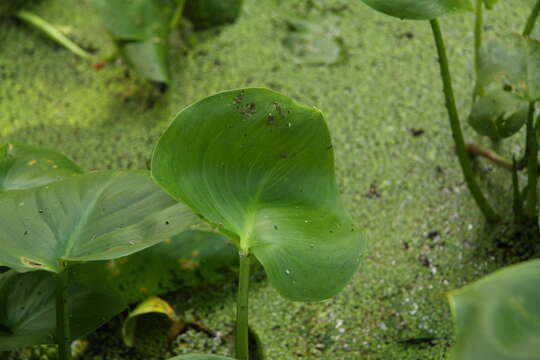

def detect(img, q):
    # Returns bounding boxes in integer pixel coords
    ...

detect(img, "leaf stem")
[523,0,540,37]
[526,102,538,218]
[15,10,92,59]
[56,269,71,360]
[235,250,250,360]
[429,19,499,222]
[170,0,186,30]
[473,0,484,99]
[512,156,524,223]
[466,143,512,169]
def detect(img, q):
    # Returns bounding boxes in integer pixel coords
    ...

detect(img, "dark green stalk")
[56,269,71,360]
[523,0,540,37]
[15,11,92,59]
[235,250,250,360]
[170,0,186,29]
[473,0,484,99]
[429,19,499,222]
[525,102,538,218]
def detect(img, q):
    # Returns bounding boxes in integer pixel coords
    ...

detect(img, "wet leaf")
[0,170,197,273]
[0,269,125,351]
[448,259,540,360]
[184,0,242,30]
[478,34,540,102]
[468,90,528,139]
[122,296,182,354]
[283,17,345,66]
[80,230,237,304]
[359,0,473,20]
[152,88,365,301]
[0,143,82,192]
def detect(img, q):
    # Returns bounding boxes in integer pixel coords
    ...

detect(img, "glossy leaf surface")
[0,143,82,192]
[167,355,235,360]
[448,260,540,359]
[468,91,528,139]
[0,170,196,273]
[359,0,473,20]
[478,34,540,102]
[0,269,125,351]
[152,88,365,301]
[81,230,237,304]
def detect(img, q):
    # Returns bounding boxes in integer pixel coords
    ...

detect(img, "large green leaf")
[447,259,540,360]
[359,0,473,20]
[91,0,175,82]
[478,34,540,102]
[0,143,82,192]
[468,91,528,139]
[80,230,237,304]
[167,355,235,360]
[0,269,125,351]
[0,170,197,273]
[152,88,365,301]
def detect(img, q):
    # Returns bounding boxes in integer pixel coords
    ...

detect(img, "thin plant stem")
[525,102,538,218]
[15,11,92,59]
[235,250,250,360]
[170,0,186,29]
[512,156,524,223]
[466,143,512,170]
[473,0,484,99]
[523,0,540,37]
[56,269,71,360]
[429,19,499,222]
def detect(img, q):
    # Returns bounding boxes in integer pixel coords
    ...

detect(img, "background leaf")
[167,355,235,360]
[0,269,125,351]
[184,0,242,30]
[468,90,528,139]
[0,143,82,192]
[0,170,197,273]
[359,0,473,20]
[448,260,540,359]
[152,88,365,301]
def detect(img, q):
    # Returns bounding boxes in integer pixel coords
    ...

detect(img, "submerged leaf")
[152,88,365,301]
[448,260,540,359]
[0,269,125,351]
[283,17,345,66]
[468,91,528,139]
[0,170,197,273]
[478,34,540,102]
[0,143,82,192]
[359,0,473,20]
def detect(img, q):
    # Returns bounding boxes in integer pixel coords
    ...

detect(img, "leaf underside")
[359,0,473,20]
[152,88,365,301]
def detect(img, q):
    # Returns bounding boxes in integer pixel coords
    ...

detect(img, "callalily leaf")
[448,259,540,359]
[478,34,540,102]
[0,170,197,273]
[359,0,473,20]
[468,90,528,139]
[0,143,82,192]
[152,88,365,301]
[0,269,125,351]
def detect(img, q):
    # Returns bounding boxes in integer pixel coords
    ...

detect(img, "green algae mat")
[0,0,537,359]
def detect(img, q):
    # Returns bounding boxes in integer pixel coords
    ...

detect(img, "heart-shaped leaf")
[478,34,540,102]
[447,259,540,359]
[0,269,125,351]
[359,0,473,20]
[167,355,235,360]
[468,90,528,139]
[152,88,365,301]
[81,230,237,304]
[0,170,197,273]
[92,0,175,82]
[0,143,82,192]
